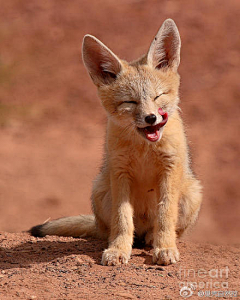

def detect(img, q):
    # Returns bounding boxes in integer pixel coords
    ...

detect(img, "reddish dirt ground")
[0,0,239,299]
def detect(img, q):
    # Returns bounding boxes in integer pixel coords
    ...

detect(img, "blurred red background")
[0,0,239,245]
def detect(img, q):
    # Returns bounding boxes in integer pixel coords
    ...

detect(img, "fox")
[30,19,202,266]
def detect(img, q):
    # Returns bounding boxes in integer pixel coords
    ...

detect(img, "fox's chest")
[131,160,159,191]
[130,155,161,224]
[130,152,161,190]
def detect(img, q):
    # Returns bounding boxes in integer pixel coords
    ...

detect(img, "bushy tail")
[29,215,97,238]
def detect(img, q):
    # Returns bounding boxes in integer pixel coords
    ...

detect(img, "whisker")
[118,121,135,139]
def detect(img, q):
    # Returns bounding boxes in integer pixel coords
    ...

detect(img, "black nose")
[145,114,157,125]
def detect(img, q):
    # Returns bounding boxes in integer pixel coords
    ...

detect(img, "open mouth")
[137,110,168,142]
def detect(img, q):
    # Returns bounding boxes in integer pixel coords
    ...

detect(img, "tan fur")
[30,19,202,266]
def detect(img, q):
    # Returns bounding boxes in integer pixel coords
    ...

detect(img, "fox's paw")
[145,231,153,246]
[101,248,130,266]
[153,247,179,265]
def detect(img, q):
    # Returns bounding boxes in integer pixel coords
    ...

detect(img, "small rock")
[156,266,165,271]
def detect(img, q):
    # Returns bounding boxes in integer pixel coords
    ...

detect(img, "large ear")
[147,19,181,72]
[82,35,122,86]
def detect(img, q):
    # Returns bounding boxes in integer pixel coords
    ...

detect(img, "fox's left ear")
[147,19,181,72]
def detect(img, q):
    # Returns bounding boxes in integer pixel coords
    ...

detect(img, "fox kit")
[30,19,202,266]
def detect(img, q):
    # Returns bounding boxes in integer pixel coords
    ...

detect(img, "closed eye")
[123,101,138,104]
[154,92,168,101]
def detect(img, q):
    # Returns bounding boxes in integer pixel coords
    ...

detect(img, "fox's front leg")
[101,174,134,266]
[153,164,182,265]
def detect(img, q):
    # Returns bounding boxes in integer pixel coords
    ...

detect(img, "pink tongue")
[145,129,160,142]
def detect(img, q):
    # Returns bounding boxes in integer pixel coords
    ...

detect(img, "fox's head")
[82,19,181,143]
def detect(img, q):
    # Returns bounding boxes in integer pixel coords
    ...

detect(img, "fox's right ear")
[82,35,122,86]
